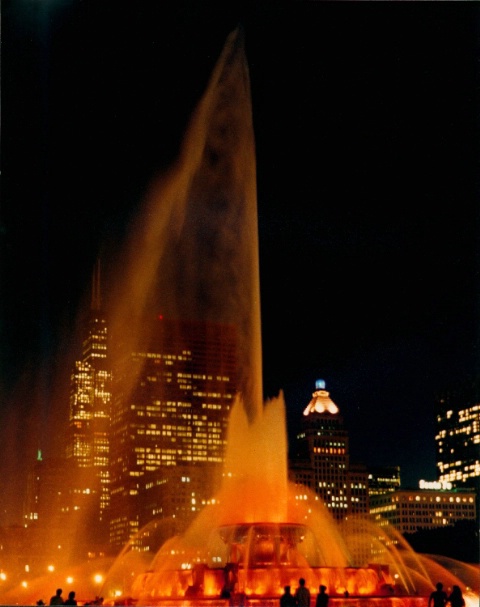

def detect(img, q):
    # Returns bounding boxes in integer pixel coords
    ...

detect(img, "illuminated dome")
[303,379,339,415]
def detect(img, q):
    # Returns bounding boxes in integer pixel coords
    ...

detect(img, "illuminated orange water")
[106,26,263,425]
[1,26,478,607]
[101,396,478,606]
[106,27,477,607]
[127,396,390,603]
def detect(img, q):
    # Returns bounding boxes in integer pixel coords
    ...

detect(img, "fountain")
[100,27,476,607]
[101,396,478,607]
[2,25,478,607]
[125,396,400,605]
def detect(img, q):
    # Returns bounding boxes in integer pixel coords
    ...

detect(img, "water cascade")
[2,26,477,607]
[100,28,477,607]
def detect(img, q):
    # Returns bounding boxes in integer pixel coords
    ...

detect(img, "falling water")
[2,26,478,607]
[96,25,480,607]
[107,26,262,423]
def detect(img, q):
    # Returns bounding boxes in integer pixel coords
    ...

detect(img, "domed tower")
[291,379,368,522]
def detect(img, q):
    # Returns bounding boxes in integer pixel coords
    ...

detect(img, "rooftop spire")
[91,259,102,311]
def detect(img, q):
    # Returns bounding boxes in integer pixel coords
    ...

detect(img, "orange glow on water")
[124,396,400,604]
[3,24,478,607]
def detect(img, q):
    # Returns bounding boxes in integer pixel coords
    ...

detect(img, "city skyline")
[2,2,479,525]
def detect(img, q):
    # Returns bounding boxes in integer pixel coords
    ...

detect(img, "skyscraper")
[435,388,480,498]
[290,380,369,521]
[23,452,72,566]
[108,316,238,550]
[65,262,112,546]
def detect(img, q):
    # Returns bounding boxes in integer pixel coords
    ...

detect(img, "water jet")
[101,27,476,606]
[2,25,478,607]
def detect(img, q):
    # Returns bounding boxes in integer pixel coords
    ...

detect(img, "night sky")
[2,1,479,525]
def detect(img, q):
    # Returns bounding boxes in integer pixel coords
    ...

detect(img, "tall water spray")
[108,27,262,423]
[102,26,478,607]
[101,26,357,602]
[3,25,478,607]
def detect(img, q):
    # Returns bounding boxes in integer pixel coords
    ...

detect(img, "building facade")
[23,453,78,569]
[290,380,369,521]
[65,263,112,549]
[370,484,477,534]
[435,390,480,492]
[367,466,401,497]
[108,316,238,550]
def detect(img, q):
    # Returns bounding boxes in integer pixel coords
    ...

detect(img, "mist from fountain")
[101,395,478,606]
[1,25,478,607]
[126,395,391,604]
[101,26,476,607]
[106,26,263,427]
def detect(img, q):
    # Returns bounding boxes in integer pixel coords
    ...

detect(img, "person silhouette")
[64,591,77,605]
[294,578,311,607]
[428,582,448,607]
[49,588,64,605]
[315,585,329,607]
[447,585,465,607]
[220,562,238,599]
[280,585,296,607]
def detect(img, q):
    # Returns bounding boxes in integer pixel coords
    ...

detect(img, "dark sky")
[2,1,479,523]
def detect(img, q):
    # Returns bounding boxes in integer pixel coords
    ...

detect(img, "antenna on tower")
[91,259,102,311]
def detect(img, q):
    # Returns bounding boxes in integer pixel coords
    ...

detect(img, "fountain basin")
[132,523,397,603]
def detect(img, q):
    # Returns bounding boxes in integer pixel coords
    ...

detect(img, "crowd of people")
[280,579,328,607]
[429,582,465,607]
[36,588,77,605]
[35,588,104,606]
[36,579,465,607]
[278,579,465,607]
